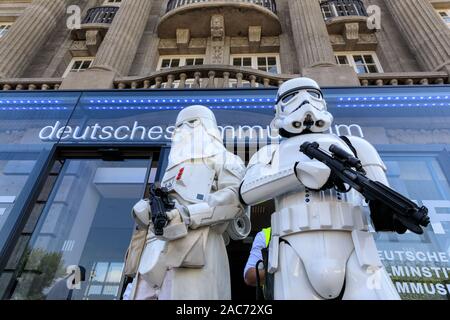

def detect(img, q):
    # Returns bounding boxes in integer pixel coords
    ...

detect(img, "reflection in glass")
[0,149,46,250]
[10,159,152,300]
[0,159,35,232]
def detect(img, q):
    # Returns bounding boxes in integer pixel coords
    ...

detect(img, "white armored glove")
[295,160,331,191]
[162,209,188,241]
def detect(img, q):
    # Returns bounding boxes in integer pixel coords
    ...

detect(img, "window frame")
[103,0,122,6]
[334,51,384,74]
[0,22,13,39]
[437,9,450,27]
[63,57,95,78]
[157,55,206,71]
[230,53,281,74]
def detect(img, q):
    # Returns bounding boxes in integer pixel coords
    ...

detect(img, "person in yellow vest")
[243,228,271,287]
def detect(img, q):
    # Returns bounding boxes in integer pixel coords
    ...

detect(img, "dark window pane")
[233,58,241,66]
[353,55,364,64]
[337,56,348,64]
[368,65,378,73]
[185,59,194,66]
[171,59,180,67]
[81,61,92,69]
[195,59,204,66]
[364,55,375,64]
[161,59,170,68]
[72,61,82,70]
[243,58,252,67]
[257,57,266,66]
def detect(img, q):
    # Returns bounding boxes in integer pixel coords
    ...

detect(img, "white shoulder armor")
[223,152,246,179]
[344,136,387,171]
[248,144,278,167]
[345,136,389,185]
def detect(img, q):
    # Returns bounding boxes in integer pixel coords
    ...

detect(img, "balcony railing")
[82,6,119,24]
[320,0,367,20]
[1,71,448,91]
[112,67,449,90]
[166,0,277,14]
[114,65,287,89]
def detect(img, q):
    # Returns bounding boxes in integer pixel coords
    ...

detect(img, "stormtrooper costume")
[240,78,401,300]
[130,105,247,300]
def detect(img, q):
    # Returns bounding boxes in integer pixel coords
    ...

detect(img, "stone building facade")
[0,0,449,90]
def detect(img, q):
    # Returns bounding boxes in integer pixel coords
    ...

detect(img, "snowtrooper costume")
[130,105,247,300]
[240,78,401,300]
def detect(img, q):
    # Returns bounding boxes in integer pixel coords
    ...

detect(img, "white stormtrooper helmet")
[271,77,333,137]
[169,105,225,166]
[175,105,222,142]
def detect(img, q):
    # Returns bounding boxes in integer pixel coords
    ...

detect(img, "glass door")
[9,155,158,300]
[0,145,54,256]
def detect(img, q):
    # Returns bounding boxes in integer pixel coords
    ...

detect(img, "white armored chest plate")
[272,134,369,235]
[162,161,216,204]
[275,134,355,169]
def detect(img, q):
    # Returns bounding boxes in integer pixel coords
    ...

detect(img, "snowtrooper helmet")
[175,105,222,142]
[169,105,225,166]
[271,77,333,137]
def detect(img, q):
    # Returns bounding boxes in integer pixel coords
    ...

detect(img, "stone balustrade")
[1,68,448,91]
[358,72,449,86]
[113,65,289,89]
[1,78,63,91]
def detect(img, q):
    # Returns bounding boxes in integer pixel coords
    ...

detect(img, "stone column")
[0,0,67,78]
[384,0,450,73]
[91,0,152,76]
[288,0,336,68]
[288,0,359,86]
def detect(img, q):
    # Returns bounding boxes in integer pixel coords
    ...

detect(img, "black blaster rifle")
[149,182,175,236]
[300,142,430,235]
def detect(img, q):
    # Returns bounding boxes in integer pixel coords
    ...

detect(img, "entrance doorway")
[5,147,161,300]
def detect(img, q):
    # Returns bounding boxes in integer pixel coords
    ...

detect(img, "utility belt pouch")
[165,228,208,268]
[138,237,168,288]
[123,226,148,277]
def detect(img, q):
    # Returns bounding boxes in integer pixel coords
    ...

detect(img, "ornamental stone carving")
[211,46,224,64]
[176,29,191,48]
[211,15,225,42]
[249,26,262,44]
